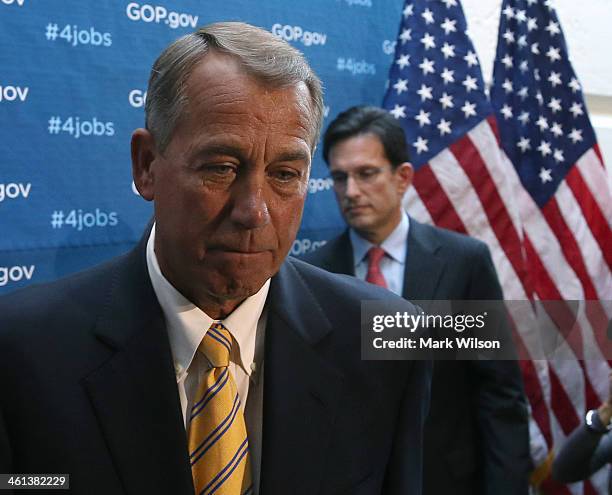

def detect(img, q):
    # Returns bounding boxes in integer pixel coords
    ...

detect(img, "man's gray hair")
[145,21,324,153]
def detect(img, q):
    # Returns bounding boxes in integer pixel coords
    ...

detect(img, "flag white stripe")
[528,402,550,466]
[576,149,612,230]
[533,358,552,410]
[467,121,524,237]
[463,127,561,435]
[491,150,589,300]
[526,357,554,458]
[554,181,612,300]
[505,301,549,362]
[572,302,608,403]
[548,354,585,424]
[429,148,529,299]
[403,186,433,224]
[499,149,608,338]
[428,148,552,370]
[518,187,585,300]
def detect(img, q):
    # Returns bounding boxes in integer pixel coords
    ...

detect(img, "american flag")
[491,0,612,493]
[383,0,612,493]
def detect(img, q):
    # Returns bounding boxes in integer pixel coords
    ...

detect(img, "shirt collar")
[146,223,269,379]
[350,210,409,266]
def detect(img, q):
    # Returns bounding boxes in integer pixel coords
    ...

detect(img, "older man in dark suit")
[0,25,430,495]
[302,105,531,495]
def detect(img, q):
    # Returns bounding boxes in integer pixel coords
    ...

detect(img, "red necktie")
[365,246,387,288]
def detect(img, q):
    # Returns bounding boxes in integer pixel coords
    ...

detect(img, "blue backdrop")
[0,0,405,294]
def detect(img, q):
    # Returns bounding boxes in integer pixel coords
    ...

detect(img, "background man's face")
[138,53,313,314]
[329,133,412,242]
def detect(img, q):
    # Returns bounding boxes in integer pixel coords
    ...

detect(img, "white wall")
[463,0,612,190]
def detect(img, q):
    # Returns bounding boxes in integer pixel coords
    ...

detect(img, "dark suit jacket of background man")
[0,233,431,495]
[302,216,531,495]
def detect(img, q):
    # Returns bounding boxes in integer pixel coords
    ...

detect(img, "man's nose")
[230,177,271,229]
[345,175,361,198]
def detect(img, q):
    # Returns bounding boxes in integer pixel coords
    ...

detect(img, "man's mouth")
[208,244,273,255]
[345,204,370,213]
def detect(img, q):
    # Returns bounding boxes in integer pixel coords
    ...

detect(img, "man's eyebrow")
[193,144,245,160]
[274,150,311,163]
[192,144,311,165]
[331,163,381,172]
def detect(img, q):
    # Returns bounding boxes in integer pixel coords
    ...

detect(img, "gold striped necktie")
[188,322,253,495]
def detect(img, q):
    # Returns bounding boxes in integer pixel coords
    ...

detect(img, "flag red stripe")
[524,236,602,412]
[524,238,584,434]
[541,477,576,495]
[507,304,553,447]
[584,479,598,495]
[449,135,532,296]
[564,166,612,269]
[593,143,605,167]
[540,197,611,379]
[520,358,553,446]
[487,115,503,146]
[511,319,553,446]
[541,198,598,299]
[538,298,586,360]
[413,165,468,234]
[525,246,600,411]
[548,363,581,434]
[586,301,612,367]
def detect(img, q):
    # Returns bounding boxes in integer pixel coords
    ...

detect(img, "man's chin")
[170,259,276,315]
[345,216,374,232]
[184,277,266,318]
[203,268,271,300]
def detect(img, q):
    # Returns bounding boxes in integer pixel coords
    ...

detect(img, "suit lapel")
[320,230,355,276]
[260,260,344,495]
[83,244,194,495]
[403,218,446,301]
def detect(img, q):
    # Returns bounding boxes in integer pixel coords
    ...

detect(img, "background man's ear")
[131,128,158,201]
[396,162,414,195]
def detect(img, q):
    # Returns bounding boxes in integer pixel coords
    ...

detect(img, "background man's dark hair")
[322,105,410,168]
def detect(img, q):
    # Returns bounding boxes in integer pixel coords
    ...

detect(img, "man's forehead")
[186,52,307,102]
[188,51,243,84]
[178,54,315,149]
[330,134,389,163]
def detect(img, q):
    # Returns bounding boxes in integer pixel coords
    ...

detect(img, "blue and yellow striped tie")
[188,323,253,495]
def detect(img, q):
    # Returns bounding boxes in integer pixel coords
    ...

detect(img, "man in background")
[0,27,430,495]
[302,105,531,495]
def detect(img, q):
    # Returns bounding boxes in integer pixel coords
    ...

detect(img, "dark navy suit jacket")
[301,217,531,495]
[0,235,431,495]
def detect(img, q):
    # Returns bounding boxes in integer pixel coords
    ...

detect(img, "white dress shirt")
[350,211,409,296]
[145,224,269,430]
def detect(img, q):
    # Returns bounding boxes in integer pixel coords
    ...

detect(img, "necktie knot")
[199,322,232,368]
[367,246,386,265]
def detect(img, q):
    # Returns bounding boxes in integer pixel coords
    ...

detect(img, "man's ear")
[131,128,158,201]
[396,162,414,195]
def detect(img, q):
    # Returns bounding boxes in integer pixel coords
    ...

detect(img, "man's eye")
[205,164,236,175]
[331,173,347,183]
[198,164,238,185]
[200,164,238,179]
[271,169,300,182]
[359,168,379,179]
